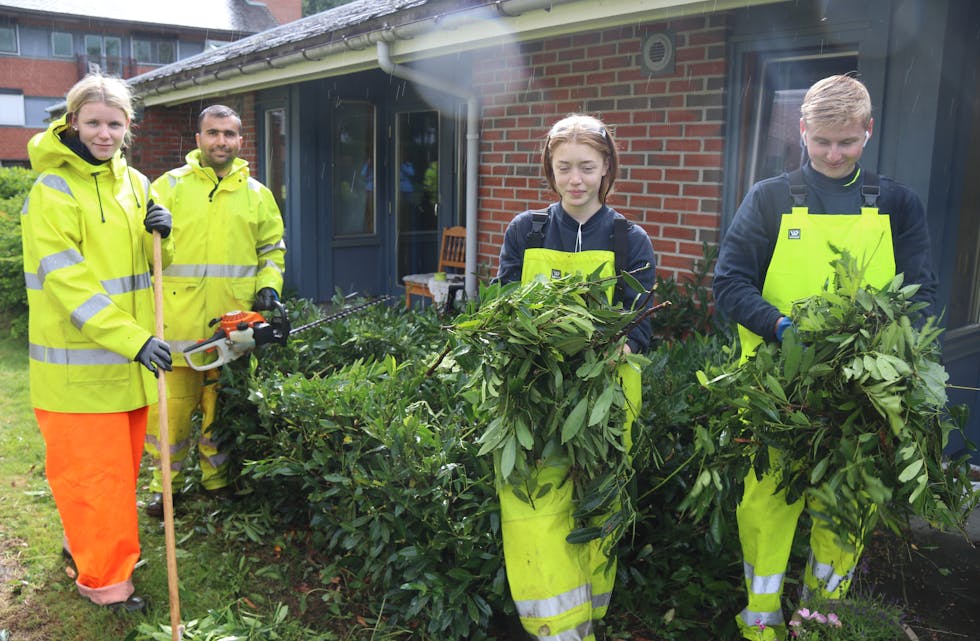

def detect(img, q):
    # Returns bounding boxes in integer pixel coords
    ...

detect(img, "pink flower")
[796,608,814,620]
[814,612,828,624]
[827,613,842,628]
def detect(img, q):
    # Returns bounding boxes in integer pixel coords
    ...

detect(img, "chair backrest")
[438,226,466,272]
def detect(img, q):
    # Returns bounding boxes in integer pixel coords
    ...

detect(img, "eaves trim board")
[136,0,782,107]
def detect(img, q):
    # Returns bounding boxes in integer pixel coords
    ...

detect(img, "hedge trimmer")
[183,296,391,371]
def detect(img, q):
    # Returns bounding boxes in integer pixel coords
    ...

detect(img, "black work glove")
[252,287,279,311]
[144,200,172,238]
[135,336,172,377]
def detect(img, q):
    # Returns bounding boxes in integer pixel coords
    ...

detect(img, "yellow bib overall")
[498,248,641,641]
[735,179,895,641]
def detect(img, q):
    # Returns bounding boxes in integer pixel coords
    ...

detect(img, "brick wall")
[473,14,727,282]
[130,95,260,181]
[0,58,79,95]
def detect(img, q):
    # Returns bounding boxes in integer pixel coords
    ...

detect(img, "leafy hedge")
[207,255,747,640]
[0,166,35,339]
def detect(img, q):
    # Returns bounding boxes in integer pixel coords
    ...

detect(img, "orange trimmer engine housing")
[212,310,268,336]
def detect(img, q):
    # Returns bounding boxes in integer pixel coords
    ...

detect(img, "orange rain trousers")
[35,407,146,605]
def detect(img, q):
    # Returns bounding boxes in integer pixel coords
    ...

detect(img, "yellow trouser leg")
[146,368,227,492]
[735,465,804,641]
[802,498,867,601]
[197,372,228,490]
[499,463,596,641]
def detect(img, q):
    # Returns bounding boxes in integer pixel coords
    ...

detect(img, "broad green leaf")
[898,458,924,483]
[561,395,589,443]
[589,385,616,426]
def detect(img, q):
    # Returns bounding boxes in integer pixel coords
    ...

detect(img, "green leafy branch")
[694,250,977,548]
[450,267,660,550]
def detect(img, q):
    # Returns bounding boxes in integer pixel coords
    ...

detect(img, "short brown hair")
[800,75,872,130]
[542,114,619,204]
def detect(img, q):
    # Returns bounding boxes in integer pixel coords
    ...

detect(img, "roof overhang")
[134,0,783,107]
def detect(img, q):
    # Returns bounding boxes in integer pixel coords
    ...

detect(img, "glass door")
[395,110,440,279]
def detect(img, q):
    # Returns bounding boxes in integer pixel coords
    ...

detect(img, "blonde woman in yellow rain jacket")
[22,74,174,612]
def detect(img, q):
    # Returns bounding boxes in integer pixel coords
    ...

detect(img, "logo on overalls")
[551,269,562,279]
[788,228,802,239]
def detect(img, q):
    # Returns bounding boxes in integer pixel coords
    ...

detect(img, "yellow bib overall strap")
[500,246,639,641]
[737,173,896,360]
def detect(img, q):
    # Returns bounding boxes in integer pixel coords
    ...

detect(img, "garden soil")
[1,503,978,640]
[862,500,980,641]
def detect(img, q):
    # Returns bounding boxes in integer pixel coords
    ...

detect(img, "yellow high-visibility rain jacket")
[151,150,285,364]
[22,114,174,413]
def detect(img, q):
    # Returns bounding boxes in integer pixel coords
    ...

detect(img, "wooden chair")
[402,226,466,308]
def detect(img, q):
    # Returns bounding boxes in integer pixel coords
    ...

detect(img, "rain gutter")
[376,39,480,300]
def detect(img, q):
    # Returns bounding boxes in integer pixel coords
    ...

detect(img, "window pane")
[333,102,375,236]
[51,32,73,57]
[0,92,25,126]
[396,110,440,278]
[738,51,857,200]
[0,26,16,54]
[84,34,102,58]
[157,41,175,64]
[264,108,288,214]
[133,39,151,63]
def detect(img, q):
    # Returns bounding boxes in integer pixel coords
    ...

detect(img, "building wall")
[473,15,728,282]
[131,95,260,181]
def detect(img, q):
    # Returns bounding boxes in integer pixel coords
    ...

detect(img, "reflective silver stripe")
[592,590,610,610]
[29,342,130,366]
[166,174,178,188]
[261,259,284,275]
[534,620,592,641]
[21,194,29,214]
[145,434,192,454]
[71,294,112,329]
[39,173,73,197]
[257,239,287,255]
[744,560,784,595]
[247,177,262,192]
[101,271,151,295]
[24,272,41,290]
[809,556,852,595]
[38,248,84,283]
[740,607,784,627]
[162,264,258,278]
[203,451,229,468]
[514,584,590,620]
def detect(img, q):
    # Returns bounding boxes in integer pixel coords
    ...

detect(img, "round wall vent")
[641,31,675,76]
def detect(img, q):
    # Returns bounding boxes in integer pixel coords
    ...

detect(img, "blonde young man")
[713,75,937,640]
[144,105,285,517]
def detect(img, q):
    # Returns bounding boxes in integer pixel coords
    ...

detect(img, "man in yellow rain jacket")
[144,104,286,517]
[713,75,937,641]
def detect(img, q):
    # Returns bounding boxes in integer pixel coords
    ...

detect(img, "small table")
[427,274,465,313]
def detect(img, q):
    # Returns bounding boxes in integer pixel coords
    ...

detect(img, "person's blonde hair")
[66,74,135,146]
[542,114,619,204]
[800,75,872,130]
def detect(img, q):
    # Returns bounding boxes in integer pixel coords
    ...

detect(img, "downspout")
[377,40,480,300]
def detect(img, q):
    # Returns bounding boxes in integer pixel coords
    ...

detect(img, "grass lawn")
[0,335,320,641]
